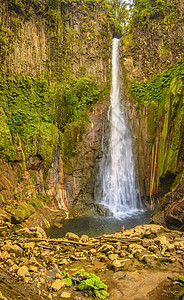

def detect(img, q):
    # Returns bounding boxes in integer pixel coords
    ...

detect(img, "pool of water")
[46,210,151,238]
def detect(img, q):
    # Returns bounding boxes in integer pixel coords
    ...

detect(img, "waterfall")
[96,38,142,217]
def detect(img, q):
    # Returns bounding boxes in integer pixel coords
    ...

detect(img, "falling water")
[97,38,142,217]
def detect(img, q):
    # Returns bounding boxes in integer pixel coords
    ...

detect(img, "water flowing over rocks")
[0,221,183,299]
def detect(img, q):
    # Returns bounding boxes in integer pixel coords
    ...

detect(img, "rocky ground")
[0,212,184,300]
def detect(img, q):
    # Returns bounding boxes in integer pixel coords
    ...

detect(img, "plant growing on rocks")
[60,270,109,299]
[173,275,184,300]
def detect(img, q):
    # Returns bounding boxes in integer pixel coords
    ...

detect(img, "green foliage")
[174,275,184,287]
[28,197,42,208]
[130,0,179,28]
[60,270,109,299]
[61,115,89,162]
[55,76,99,126]
[132,58,184,104]
[172,275,184,299]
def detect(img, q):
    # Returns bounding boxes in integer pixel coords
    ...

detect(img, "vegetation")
[0,74,99,170]
[130,0,181,28]
[172,275,184,300]
[60,270,109,299]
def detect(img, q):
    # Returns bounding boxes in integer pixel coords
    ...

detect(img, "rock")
[141,254,158,267]
[58,259,68,265]
[17,266,30,277]
[141,239,151,248]
[52,279,66,291]
[60,292,71,298]
[29,265,38,272]
[99,254,109,262]
[29,256,40,266]
[108,254,118,261]
[112,259,122,268]
[15,227,34,238]
[89,248,97,254]
[54,223,63,228]
[173,241,184,250]
[98,243,115,253]
[24,242,35,250]
[65,232,79,241]
[148,245,158,253]
[80,235,89,243]
[0,251,10,261]
[129,244,145,256]
[0,291,8,300]
[30,226,47,239]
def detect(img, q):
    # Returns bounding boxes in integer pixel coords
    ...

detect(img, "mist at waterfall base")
[46,38,151,239]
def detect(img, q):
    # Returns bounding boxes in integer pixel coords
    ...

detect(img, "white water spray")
[97,38,142,217]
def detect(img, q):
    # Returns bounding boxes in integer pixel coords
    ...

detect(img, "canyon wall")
[0,0,113,222]
[121,0,184,229]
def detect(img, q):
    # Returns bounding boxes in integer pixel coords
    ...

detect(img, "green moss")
[61,114,89,163]
[12,202,35,222]
[28,197,42,208]
[147,101,158,150]
[0,107,15,160]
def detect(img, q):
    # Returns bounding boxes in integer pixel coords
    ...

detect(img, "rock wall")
[121,0,184,227]
[0,0,113,220]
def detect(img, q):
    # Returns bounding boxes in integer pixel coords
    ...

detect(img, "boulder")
[65,232,80,241]
[17,266,30,278]
[51,279,66,291]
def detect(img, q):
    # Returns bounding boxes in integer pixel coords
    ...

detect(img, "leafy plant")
[60,270,109,299]
[172,275,184,300]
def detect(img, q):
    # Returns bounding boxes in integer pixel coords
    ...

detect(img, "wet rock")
[65,232,80,241]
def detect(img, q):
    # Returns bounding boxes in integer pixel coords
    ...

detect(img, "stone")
[89,248,97,254]
[98,244,115,253]
[24,242,35,250]
[112,259,122,268]
[108,254,118,261]
[29,265,38,272]
[141,254,158,267]
[15,228,33,238]
[58,259,68,265]
[30,226,47,239]
[129,244,145,256]
[141,239,151,248]
[148,245,158,252]
[60,292,71,298]
[17,266,29,277]
[65,232,79,241]
[52,279,65,291]
[80,235,89,243]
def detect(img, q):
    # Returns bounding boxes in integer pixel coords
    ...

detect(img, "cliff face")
[0,0,111,83]
[121,0,184,229]
[0,0,112,222]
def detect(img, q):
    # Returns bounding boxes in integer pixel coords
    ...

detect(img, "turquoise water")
[46,210,151,238]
